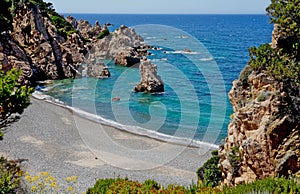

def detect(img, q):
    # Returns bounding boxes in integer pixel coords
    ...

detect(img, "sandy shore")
[0,97,216,192]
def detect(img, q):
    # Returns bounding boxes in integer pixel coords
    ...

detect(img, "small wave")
[200,57,214,61]
[214,56,226,59]
[32,91,65,104]
[146,36,157,40]
[176,35,189,39]
[32,91,218,149]
[166,50,200,55]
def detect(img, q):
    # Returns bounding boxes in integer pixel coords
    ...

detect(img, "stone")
[134,59,164,93]
[86,62,110,79]
[114,49,140,67]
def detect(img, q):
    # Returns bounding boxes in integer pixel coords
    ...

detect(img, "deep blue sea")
[41,14,273,145]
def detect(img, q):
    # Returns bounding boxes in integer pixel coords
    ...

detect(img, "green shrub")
[249,44,300,82]
[223,176,300,194]
[87,177,299,194]
[0,156,23,193]
[267,0,300,59]
[228,146,241,177]
[97,29,110,39]
[50,14,76,38]
[247,0,300,83]
[0,68,33,129]
[196,150,222,187]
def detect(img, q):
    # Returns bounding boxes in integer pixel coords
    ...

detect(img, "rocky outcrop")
[77,19,93,39]
[65,15,78,28]
[86,62,110,78]
[0,5,86,85]
[90,25,148,60]
[219,64,300,186]
[134,59,164,93]
[0,35,33,85]
[114,48,141,67]
[0,5,150,84]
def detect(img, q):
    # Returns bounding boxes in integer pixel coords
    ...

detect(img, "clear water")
[41,14,273,145]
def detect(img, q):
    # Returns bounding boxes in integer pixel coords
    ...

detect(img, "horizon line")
[60,12,267,15]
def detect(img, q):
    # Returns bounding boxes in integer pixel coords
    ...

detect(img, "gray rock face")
[134,59,164,93]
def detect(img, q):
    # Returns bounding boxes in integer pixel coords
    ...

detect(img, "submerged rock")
[134,59,164,93]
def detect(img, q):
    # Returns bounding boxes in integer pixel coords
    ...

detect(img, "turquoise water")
[41,15,273,145]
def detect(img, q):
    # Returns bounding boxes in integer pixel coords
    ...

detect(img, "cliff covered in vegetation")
[219,0,300,186]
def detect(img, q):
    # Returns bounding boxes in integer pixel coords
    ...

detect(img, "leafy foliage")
[0,68,33,129]
[267,0,300,58]
[223,176,300,194]
[50,14,77,38]
[249,44,300,82]
[87,176,300,194]
[228,146,241,177]
[0,156,23,193]
[97,29,110,39]
[248,0,300,83]
[196,150,222,187]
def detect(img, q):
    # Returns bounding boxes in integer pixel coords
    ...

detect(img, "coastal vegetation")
[0,68,33,136]
[196,150,222,187]
[87,176,300,194]
[249,0,300,83]
[0,156,23,193]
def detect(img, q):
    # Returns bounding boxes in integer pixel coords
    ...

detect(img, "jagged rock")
[0,35,33,85]
[93,21,102,36]
[66,15,78,28]
[77,19,93,38]
[0,5,151,84]
[219,67,300,186]
[95,25,145,58]
[86,62,110,78]
[114,48,140,67]
[134,59,164,93]
[0,5,86,84]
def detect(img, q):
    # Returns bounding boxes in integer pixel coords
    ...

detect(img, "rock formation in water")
[218,24,300,186]
[134,59,164,93]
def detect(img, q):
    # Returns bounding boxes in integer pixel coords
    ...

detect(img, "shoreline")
[0,96,216,192]
[32,91,219,149]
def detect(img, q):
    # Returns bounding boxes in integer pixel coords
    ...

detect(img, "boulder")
[134,59,164,93]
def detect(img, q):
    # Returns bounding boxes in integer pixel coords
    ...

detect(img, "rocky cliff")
[219,25,300,186]
[0,5,86,85]
[0,4,151,84]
